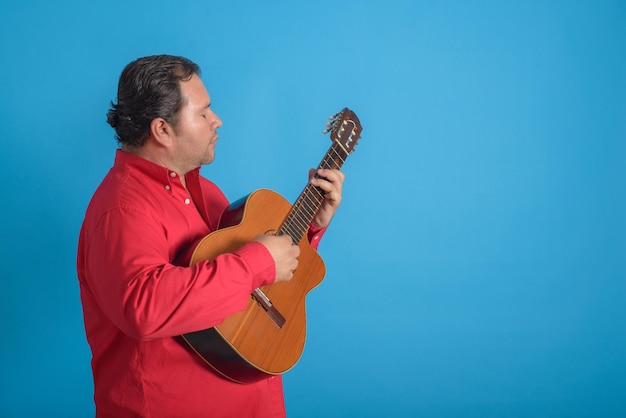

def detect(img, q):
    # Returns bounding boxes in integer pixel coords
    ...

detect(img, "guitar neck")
[279,141,349,243]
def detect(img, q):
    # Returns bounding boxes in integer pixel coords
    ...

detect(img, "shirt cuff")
[307,224,327,250]
[233,241,277,289]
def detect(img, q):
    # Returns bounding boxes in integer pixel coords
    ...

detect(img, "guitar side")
[181,189,326,383]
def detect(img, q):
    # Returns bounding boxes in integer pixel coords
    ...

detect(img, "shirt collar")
[114,149,201,185]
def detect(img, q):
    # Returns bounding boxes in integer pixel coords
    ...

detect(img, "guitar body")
[182,189,326,383]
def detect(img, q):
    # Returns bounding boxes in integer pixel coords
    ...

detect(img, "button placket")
[167,171,194,205]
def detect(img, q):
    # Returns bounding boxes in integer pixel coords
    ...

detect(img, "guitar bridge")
[252,289,286,328]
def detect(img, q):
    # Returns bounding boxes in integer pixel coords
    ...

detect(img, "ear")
[149,117,175,147]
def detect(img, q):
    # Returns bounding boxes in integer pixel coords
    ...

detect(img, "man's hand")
[253,234,300,283]
[309,168,345,228]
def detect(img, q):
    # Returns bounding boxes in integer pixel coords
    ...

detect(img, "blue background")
[1,0,624,417]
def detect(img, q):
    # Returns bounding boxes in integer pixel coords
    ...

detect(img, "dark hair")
[107,55,201,147]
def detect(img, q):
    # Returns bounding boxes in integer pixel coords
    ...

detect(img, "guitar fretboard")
[279,141,349,243]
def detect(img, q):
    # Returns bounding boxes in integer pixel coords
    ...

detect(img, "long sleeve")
[80,205,276,340]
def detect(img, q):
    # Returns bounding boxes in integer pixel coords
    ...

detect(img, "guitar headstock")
[323,108,362,154]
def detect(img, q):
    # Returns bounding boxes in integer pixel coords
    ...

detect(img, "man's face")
[171,74,222,172]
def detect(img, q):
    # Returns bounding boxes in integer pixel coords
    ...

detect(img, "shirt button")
[184,198,191,205]
[164,185,171,191]
[170,172,177,178]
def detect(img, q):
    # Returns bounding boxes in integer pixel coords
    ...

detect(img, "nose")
[212,110,222,129]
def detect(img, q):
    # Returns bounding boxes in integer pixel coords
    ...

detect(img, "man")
[77,55,344,417]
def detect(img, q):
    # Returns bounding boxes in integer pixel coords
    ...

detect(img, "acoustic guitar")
[181,108,362,383]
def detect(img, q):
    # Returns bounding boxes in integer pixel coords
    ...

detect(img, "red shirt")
[77,150,325,417]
